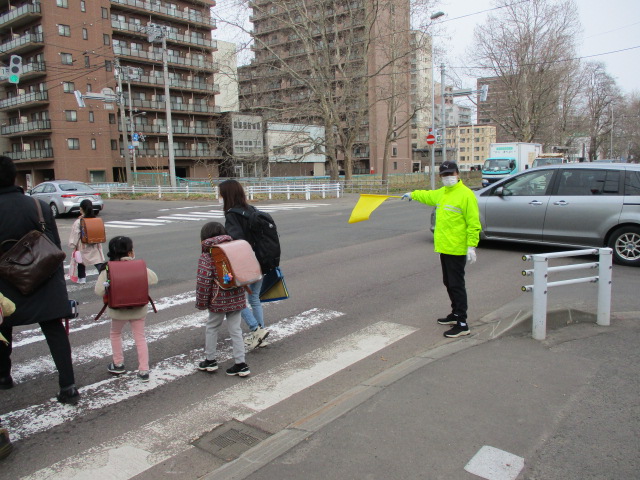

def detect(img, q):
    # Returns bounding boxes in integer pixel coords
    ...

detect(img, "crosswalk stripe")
[22,321,416,480]
[104,220,166,226]
[13,292,197,348]
[5,308,345,442]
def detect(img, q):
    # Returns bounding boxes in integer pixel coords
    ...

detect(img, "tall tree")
[470,0,581,143]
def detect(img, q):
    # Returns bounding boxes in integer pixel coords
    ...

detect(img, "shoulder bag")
[0,197,66,295]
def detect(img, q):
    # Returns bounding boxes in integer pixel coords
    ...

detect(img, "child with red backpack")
[94,236,157,382]
[195,222,250,377]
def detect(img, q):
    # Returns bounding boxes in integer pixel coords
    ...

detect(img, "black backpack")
[228,208,281,273]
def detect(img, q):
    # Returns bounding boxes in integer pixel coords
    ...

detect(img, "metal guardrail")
[95,183,342,200]
[521,248,613,340]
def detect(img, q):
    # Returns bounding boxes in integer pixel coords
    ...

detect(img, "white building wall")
[213,41,240,112]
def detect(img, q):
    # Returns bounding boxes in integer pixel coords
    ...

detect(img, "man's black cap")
[439,161,459,174]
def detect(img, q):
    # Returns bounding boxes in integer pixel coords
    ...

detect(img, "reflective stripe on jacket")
[411,180,481,255]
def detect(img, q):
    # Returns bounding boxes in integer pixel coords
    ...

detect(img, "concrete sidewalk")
[202,302,639,480]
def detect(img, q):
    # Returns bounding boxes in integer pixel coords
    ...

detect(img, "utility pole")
[144,23,177,188]
[114,59,133,186]
[440,63,446,166]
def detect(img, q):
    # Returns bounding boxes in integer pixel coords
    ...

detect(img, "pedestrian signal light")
[9,55,22,84]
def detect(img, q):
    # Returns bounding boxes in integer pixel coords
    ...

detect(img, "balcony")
[4,148,53,161]
[109,0,216,28]
[0,32,44,56]
[1,120,51,136]
[129,148,217,158]
[0,2,41,29]
[119,123,220,136]
[0,91,48,111]
[125,98,221,115]
[112,41,217,71]
[132,74,219,93]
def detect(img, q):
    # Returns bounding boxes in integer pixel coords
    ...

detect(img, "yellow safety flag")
[348,194,401,223]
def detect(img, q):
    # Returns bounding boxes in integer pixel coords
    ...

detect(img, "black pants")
[78,263,104,279]
[440,253,468,322]
[0,319,75,389]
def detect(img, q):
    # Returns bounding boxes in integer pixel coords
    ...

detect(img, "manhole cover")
[193,419,271,461]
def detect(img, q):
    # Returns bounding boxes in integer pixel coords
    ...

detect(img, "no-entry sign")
[426,134,436,145]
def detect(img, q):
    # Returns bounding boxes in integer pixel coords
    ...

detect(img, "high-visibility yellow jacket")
[411,180,481,255]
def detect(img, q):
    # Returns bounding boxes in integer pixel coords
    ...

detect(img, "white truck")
[481,142,542,187]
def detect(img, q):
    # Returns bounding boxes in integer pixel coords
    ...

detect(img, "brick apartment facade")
[238,0,413,176]
[0,0,219,189]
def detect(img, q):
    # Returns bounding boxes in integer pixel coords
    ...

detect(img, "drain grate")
[193,419,271,461]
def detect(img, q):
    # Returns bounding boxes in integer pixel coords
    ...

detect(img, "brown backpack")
[95,260,156,320]
[80,217,106,243]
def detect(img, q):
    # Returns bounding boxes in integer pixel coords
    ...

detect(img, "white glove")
[466,247,477,265]
[401,192,412,201]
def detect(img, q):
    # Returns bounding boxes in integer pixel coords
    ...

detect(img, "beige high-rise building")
[0,0,219,188]
[238,0,413,176]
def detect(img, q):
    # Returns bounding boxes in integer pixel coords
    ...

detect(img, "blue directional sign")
[132,133,139,141]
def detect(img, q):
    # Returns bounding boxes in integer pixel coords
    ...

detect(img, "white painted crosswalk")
[3,274,416,479]
[105,203,330,229]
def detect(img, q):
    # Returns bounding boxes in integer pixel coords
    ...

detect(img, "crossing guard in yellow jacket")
[402,161,481,338]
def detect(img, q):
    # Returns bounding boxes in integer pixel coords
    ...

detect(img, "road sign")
[426,134,436,145]
[132,133,139,141]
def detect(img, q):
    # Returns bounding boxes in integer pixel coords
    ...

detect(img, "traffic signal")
[8,55,22,84]
[479,84,489,102]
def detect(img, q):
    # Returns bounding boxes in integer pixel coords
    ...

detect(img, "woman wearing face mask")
[400,161,481,338]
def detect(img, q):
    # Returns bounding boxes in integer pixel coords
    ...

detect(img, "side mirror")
[495,186,505,196]
[509,161,516,170]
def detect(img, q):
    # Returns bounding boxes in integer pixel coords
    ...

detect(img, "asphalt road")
[1,195,638,479]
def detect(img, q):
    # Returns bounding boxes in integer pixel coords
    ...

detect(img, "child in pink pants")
[95,236,158,382]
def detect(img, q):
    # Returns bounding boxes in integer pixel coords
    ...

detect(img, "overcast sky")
[435,0,640,95]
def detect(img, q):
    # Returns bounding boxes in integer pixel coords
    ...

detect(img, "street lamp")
[429,11,445,189]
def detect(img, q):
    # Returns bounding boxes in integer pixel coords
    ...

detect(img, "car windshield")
[533,158,562,167]
[59,183,95,192]
[483,159,512,171]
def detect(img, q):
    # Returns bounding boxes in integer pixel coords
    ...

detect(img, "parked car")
[26,180,104,218]
[430,163,640,266]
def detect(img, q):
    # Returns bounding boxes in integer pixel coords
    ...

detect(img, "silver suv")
[27,180,104,218]
[474,163,640,266]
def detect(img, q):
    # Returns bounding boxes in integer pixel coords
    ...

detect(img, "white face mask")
[442,176,458,187]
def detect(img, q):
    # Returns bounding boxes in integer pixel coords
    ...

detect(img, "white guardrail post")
[521,248,612,340]
[531,255,549,340]
[597,248,613,326]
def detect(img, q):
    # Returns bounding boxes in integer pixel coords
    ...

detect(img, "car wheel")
[608,226,640,266]
[50,203,60,218]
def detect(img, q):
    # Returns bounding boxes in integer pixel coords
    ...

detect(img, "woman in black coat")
[0,157,80,404]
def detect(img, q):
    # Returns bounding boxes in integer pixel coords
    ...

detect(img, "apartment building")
[446,124,496,171]
[409,31,433,152]
[238,0,413,176]
[0,0,218,188]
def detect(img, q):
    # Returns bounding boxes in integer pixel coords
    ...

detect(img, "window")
[557,169,620,196]
[293,146,304,155]
[84,56,90,68]
[61,53,73,65]
[111,140,118,150]
[392,146,398,157]
[103,34,110,45]
[89,170,106,183]
[496,170,555,197]
[102,7,108,18]
[105,60,112,72]
[393,162,398,170]
[58,25,70,37]
[57,0,68,7]
[82,28,88,40]
[86,84,92,92]
[63,81,75,93]
[91,138,97,150]
[80,1,86,12]
[64,110,77,122]
[273,146,284,155]
[89,111,94,123]
[108,114,116,124]
[67,138,79,150]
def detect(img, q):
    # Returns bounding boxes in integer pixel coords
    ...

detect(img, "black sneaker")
[0,428,12,460]
[444,324,470,338]
[197,359,218,372]
[57,386,80,405]
[107,363,126,375]
[226,362,250,377]
[437,315,458,325]
[0,375,14,390]
[137,371,150,382]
